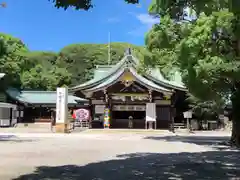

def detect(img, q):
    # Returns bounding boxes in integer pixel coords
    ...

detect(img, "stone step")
[15,123,51,128]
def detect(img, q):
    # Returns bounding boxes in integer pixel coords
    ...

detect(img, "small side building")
[0,73,18,127]
[6,88,89,123]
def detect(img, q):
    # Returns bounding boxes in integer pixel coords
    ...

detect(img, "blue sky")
[0,0,158,51]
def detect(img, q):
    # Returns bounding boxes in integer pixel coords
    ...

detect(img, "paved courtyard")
[0,131,239,180]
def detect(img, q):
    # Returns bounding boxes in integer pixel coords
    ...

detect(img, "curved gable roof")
[69,52,187,92]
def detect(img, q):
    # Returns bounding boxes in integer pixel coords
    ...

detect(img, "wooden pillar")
[39,106,42,122]
[109,97,112,128]
[89,99,94,129]
[170,91,176,132]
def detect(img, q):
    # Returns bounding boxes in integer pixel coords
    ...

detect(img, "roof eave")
[129,68,172,95]
[145,75,187,92]
[83,67,173,95]
[70,56,129,91]
[82,68,126,93]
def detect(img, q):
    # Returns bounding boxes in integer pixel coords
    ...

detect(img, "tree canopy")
[0,33,147,91]
[51,0,139,10]
[146,0,240,145]
[56,43,147,86]
[0,0,140,10]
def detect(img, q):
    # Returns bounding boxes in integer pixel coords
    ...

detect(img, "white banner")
[56,87,68,123]
[146,103,156,122]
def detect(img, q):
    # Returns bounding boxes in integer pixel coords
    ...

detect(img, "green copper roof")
[84,68,126,92]
[146,69,186,91]
[129,67,172,93]
[84,67,172,94]
[6,88,88,105]
[70,49,186,92]
[70,55,137,90]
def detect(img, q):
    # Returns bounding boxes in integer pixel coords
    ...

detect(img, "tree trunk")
[230,87,240,147]
[230,118,240,146]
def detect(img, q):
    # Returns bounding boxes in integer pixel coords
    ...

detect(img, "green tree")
[21,64,71,90]
[51,0,139,10]
[0,33,29,88]
[0,36,147,91]
[21,51,71,90]
[187,93,225,123]
[146,1,240,146]
[1,1,140,10]
[57,43,147,86]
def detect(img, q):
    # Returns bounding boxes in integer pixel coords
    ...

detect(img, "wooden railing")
[174,123,186,129]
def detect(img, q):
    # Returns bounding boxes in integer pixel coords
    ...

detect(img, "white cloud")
[136,13,159,26]
[127,13,159,37]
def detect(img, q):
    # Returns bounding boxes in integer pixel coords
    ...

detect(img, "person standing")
[128,116,133,129]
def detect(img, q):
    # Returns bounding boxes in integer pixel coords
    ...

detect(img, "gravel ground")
[0,131,239,180]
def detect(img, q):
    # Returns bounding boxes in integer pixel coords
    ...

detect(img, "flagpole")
[108,32,111,65]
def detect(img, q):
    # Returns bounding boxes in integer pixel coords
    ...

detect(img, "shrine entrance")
[111,105,146,129]
[70,48,187,130]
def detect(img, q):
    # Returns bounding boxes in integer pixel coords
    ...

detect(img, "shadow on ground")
[144,135,233,150]
[0,135,35,142]
[14,150,240,180]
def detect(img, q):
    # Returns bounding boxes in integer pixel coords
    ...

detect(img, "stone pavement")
[0,130,238,180]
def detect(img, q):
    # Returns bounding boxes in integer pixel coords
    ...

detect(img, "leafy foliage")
[146,0,240,145]
[0,33,146,90]
[50,0,139,10]
[56,43,147,86]
[0,33,29,88]
[187,93,224,118]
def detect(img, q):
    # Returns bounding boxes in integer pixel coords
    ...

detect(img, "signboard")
[183,111,192,119]
[218,114,225,120]
[56,87,68,123]
[74,109,90,121]
[154,100,171,105]
[146,103,156,122]
[112,105,146,111]
[95,105,105,114]
[92,100,105,104]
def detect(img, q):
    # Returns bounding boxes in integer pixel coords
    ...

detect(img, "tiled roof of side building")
[6,88,89,105]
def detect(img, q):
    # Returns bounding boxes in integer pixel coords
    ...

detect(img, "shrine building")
[69,48,188,129]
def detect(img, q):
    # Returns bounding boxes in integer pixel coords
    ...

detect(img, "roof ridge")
[22,91,56,93]
[70,55,129,90]
[22,90,76,95]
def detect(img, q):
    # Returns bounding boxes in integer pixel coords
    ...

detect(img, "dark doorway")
[111,111,145,129]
